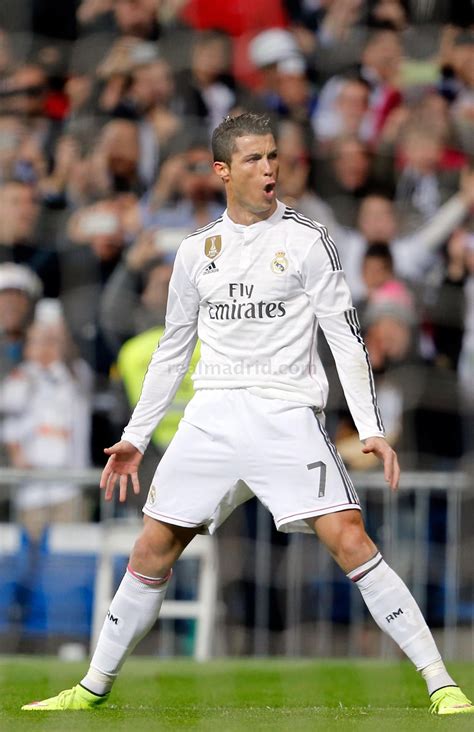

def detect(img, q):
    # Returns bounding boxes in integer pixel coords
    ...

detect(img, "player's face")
[215,134,279,218]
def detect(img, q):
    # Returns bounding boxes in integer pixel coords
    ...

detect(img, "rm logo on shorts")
[205,235,222,259]
[147,485,157,504]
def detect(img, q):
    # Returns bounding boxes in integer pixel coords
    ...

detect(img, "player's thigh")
[246,404,360,532]
[144,394,240,529]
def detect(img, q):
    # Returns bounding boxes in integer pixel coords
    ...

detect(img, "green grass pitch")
[1,658,473,731]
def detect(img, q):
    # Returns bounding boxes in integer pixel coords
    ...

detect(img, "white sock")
[348,553,456,695]
[81,566,171,696]
[420,659,458,696]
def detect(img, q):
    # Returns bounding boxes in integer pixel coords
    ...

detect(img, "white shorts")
[143,389,360,534]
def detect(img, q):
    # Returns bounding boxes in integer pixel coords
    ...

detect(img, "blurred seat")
[23,523,101,639]
[0,524,26,637]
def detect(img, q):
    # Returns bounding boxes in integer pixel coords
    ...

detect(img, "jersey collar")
[222,199,285,235]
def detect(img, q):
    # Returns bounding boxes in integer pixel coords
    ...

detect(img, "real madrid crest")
[271,251,288,274]
[147,484,157,504]
[205,234,222,259]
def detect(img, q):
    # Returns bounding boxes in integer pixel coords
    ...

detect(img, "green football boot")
[429,686,474,715]
[22,684,108,711]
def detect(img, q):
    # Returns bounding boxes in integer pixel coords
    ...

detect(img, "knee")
[130,531,174,575]
[129,519,197,576]
[329,519,376,572]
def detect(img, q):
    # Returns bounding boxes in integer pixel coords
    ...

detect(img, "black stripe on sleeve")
[318,223,342,270]
[289,209,342,270]
[343,308,385,433]
[184,217,223,240]
[282,209,342,272]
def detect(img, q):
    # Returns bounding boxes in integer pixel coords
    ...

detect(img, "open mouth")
[264,182,276,194]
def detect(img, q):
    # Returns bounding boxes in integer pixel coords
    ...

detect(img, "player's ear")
[213,160,230,183]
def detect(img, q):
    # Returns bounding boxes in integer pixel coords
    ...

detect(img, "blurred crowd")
[0,0,473,535]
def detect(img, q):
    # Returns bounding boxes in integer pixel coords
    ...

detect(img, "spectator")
[301,0,368,81]
[339,170,474,302]
[0,181,60,297]
[98,49,181,188]
[0,263,42,381]
[367,0,408,32]
[64,67,96,121]
[61,197,126,374]
[91,118,144,195]
[9,130,48,187]
[176,30,241,136]
[358,28,402,142]
[78,0,160,41]
[312,75,371,147]
[1,300,92,539]
[447,31,474,156]
[312,25,402,151]
[100,232,174,354]
[77,0,114,30]
[361,242,411,303]
[130,55,182,186]
[0,64,49,119]
[38,133,83,207]
[394,125,460,230]
[268,56,317,123]
[0,116,26,183]
[140,139,224,233]
[428,229,471,372]
[0,28,14,79]
[249,27,304,102]
[113,0,160,41]
[314,135,375,227]
[276,119,340,232]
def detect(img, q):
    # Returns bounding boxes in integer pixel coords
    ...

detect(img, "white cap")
[277,55,306,75]
[250,28,300,68]
[35,298,64,324]
[0,263,42,299]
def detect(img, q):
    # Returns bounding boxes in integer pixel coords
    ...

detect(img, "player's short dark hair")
[212,113,274,165]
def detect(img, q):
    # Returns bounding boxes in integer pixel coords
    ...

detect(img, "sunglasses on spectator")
[0,84,46,98]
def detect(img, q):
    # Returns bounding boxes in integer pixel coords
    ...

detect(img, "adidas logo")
[203,261,219,275]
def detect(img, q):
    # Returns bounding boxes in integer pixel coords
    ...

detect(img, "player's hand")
[361,437,400,491]
[100,440,143,502]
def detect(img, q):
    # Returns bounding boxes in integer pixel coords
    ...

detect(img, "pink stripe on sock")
[348,553,383,582]
[127,564,172,586]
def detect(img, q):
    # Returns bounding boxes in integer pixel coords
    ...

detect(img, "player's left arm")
[300,229,400,489]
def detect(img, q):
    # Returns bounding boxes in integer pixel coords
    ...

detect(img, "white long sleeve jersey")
[122,201,384,453]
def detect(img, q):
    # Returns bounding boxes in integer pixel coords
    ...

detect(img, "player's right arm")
[300,228,400,490]
[100,243,199,501]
